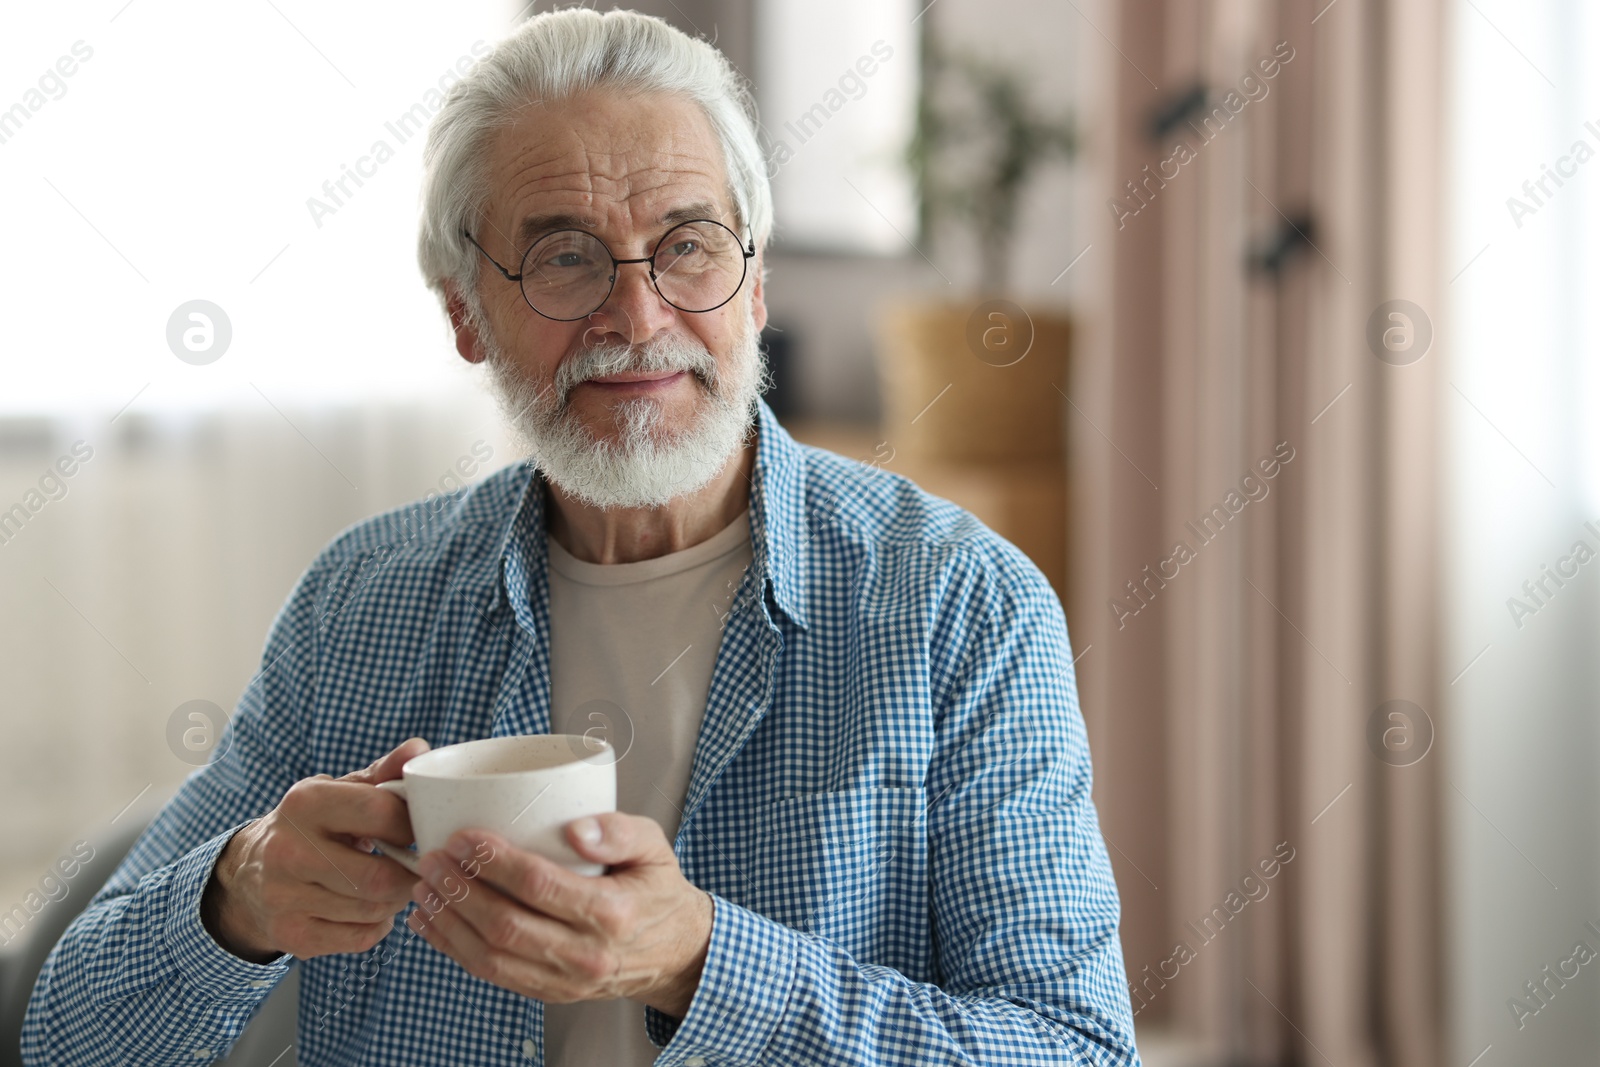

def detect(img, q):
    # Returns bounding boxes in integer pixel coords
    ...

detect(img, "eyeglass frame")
[462,218,757,322]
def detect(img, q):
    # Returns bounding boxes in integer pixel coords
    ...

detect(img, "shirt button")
[521,1038,537,1058]
[192,1051,212,1059]
[685,1057,707,1066]
[247,979,269,988]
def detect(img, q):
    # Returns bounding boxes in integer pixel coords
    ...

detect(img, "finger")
[443,832,611,928]
[292,779,416,846]
[297,915,397,958]
[416,848,601,957]
[559,811,671,872]
[295,881,417,925]
[282,827,419,905]
[341,737,431,785]
[408,880,589,997]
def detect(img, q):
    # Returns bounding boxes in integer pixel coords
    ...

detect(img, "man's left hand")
[406,812,713,1019]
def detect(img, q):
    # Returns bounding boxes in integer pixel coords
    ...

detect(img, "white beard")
[482,310,769,510]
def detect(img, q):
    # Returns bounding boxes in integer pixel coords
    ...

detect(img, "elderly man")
[23,9,1137,1066]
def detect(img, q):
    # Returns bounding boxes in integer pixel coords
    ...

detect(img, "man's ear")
[444,283,488,365]
[749,251,768,334]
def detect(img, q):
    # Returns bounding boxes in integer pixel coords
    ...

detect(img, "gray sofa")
[0,808,300,1066]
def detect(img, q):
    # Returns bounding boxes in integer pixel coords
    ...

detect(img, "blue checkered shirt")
[22,398,1139,1065]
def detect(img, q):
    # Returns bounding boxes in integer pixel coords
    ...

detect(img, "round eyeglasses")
[463,219,757,322]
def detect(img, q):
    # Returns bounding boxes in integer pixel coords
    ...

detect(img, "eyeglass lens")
[519,220,746,319]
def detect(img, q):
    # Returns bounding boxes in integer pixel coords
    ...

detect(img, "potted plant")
[875,26,1078,464]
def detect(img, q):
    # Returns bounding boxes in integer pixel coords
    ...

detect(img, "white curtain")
[1447,0,1600,1061]
[0,393,514,908]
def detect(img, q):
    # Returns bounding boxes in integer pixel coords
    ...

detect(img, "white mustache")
[557,334,720,405]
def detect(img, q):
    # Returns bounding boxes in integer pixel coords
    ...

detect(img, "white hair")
[416,7,773,321]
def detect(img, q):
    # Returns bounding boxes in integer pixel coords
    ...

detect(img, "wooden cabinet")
[782,419,1068,607]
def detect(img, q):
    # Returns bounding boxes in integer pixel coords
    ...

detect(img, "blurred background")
[0,0,1594,1063]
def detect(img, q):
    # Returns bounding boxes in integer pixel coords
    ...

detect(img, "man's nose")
[587,259,676,346]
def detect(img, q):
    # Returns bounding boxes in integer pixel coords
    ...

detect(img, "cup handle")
[372,780,419,874]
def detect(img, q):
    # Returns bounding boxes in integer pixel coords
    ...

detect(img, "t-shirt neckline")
[545,506,752,586]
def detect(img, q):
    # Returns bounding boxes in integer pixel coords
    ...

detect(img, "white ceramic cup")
[373,734,616,877]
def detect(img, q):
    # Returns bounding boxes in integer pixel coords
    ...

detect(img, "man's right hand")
[201,737,430,963]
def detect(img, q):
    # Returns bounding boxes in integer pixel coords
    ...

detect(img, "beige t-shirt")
[540,507,753,1066]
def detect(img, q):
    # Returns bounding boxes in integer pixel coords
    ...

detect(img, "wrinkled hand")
[204,737,429,962]
[407,812,714,1019]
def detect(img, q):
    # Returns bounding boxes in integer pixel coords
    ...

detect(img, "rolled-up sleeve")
[644,563,1140,1065]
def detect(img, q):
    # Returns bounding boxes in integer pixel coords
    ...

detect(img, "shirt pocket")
[748,785,931,980]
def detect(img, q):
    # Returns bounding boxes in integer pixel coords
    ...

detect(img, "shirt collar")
[489,396,811,630]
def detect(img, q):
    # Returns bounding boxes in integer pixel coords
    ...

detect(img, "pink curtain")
[1069,0,1445,1062]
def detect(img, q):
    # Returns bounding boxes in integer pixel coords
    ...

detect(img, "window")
[0,1,516,414]
[753,0,919,253]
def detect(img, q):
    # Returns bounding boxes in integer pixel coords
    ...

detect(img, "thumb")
[565,812,663,866]
[342,736,430,785]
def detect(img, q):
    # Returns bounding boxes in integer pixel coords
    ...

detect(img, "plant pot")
[873,296,1071,464]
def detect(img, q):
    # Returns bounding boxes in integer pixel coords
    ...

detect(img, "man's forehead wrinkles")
[512,165,708,193]
[503,198,736,253]
[478,92,738,251]
[499,130,715,187]
[503,169,715,212]
[506,111,711,161]
[516,149,717,186]
[498,164,727,229]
